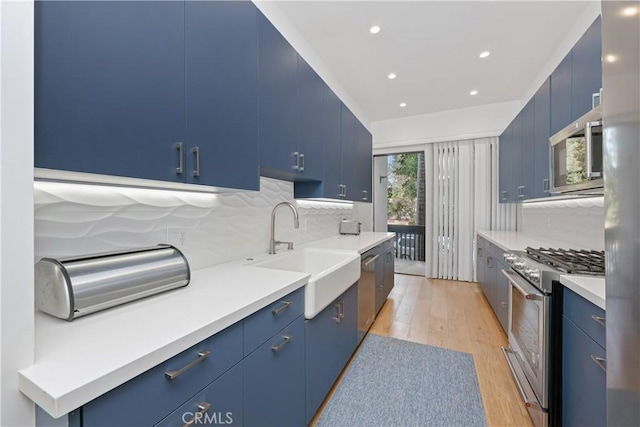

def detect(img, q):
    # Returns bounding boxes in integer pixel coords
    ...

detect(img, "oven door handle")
[501,347,543,410]
[501,269,544,301]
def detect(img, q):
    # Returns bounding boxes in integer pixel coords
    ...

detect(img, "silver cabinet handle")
[518,186,525,198]
[337,184,343,198]
[175,142,184,175]
[292,152,299,170]
[543,179,550,192]
[165,350,210,380]
[591,355,607,372]
[333,302,341,323]
[501,190,507,201]
[299,153,305,172]
[501,302,508,308]
[271,335,291,352]
[478,247,483,257]
[362,190,368,201]
[592,90,602,109]
[343,184,347,198]
[271,300,292,315]
[486,256,493,268]
[591,315,606,327]
[192,147,200,177]
[183,402,211,427]
[339,300,345,319]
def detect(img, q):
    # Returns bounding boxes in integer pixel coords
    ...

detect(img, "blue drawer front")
[562,316,607,427]
[563,287,606,349]
[243,287,304,355]
[244,316,305,427]
[83,322,243,427]
[155,362,243,427]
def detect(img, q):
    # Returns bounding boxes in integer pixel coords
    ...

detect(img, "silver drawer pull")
[591,355,607,372]
[591,315,606,327]
[175,142,184,175]
[165,350,211,380]
[272,300,292,315]
[333,302,341,323]
[183,402,211,427]
[271,335,292,352]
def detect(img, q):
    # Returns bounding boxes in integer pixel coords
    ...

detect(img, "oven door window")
[511,289,541,377]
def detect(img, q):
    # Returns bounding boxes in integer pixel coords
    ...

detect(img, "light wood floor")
[311,274,534,427]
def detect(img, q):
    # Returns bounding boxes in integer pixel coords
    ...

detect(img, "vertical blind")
[425,137,517,281]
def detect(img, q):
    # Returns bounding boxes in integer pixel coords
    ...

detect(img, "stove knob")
[504,254,516,264]
[514,261,525,270]
[528,270,540,282]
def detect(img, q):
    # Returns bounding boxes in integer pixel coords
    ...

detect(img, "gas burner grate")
[525,247,605,276]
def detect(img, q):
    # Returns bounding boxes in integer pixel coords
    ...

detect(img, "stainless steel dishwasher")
[358,248,379,342]
[376,239,395,314]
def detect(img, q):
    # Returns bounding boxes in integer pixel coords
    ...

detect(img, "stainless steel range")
[501,246,605,427]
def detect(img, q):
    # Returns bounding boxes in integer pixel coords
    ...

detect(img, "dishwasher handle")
[362,254,380,272]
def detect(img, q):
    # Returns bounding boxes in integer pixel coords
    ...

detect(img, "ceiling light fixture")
[479,51,491,58]
[388,73,397,80]
[399,102,407,108]
[605,54,617,63]
[470,90,478,96]
[621,6,638,16]
[369,25,381,34]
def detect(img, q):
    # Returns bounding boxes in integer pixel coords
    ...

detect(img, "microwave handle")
[585,122,602,179]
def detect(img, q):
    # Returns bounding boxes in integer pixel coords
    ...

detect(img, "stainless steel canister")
[35,244,190,320]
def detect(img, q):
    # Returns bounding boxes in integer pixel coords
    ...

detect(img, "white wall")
[0,0,36,425]
[371,101,521,153]
[35,178,353,270]
[520,196,605,251]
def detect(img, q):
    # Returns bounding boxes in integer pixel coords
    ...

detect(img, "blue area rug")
[317,334,487,427]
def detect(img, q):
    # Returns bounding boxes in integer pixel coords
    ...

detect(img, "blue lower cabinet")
[82,322,243,427]
[562,316,607,426]
[156,363,243,426]
[305,283,358,424]
[243,316,305,427]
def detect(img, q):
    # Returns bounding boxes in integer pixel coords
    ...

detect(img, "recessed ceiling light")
[605,54,617,63]
[622,6,638,16]
[470,90,478,96]
[399,102,407,108]
[479,51,491,59]
[369,25,381,34]
[388,73,397,80]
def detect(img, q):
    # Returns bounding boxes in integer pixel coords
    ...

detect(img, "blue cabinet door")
[297,56,325,181]
[305,300,341,424]
[258,12,299,177]
[341,104,358,201]
[551,52,573,136]
[571,16,602,121]
[336,283,358,370]
[511,113,523,203]
[562,316,607,427]
[244,316,305,427]
[533,77,551,199]
[34,0,185,182]
[185,1,259,190]
[521,99,536,200]
[499,123,512,203]
[355,123,373,203]
[156,363,243,427]
[322,87,345,199]
[494,259,509,333]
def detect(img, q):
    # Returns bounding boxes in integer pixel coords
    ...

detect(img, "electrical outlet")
[167,228,188,248]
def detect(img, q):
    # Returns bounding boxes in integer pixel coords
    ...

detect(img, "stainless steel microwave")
[549,108,603,194]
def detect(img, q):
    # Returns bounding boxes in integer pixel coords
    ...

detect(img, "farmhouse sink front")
[251,248,360,319]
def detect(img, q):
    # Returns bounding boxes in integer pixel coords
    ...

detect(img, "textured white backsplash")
[34,177,354,270]
[520,196,604,250]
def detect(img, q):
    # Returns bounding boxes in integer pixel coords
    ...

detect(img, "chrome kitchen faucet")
[269,202,299,254]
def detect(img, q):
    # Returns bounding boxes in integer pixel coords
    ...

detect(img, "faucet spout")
[269,202,300,254]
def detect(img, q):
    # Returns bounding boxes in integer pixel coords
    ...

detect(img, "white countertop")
[477,230,575,253]
[19,232,394,418]
[477,230,606,309]
[560,275,606,310]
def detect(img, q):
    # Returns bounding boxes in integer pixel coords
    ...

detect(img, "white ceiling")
[272,1,592,123]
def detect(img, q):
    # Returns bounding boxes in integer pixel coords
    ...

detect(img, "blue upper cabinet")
[296,56,326,180]
[571,16,602,120]
[551,52,573,136]
[510,113,523,202]
[340,104,358,200]
[533,77,551,198]
[356,122,373,202]
[499,123,512,203]
[520,99,535,200]
[185,1,259,191]
[35,1,186,182]
[258,13,299,178]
